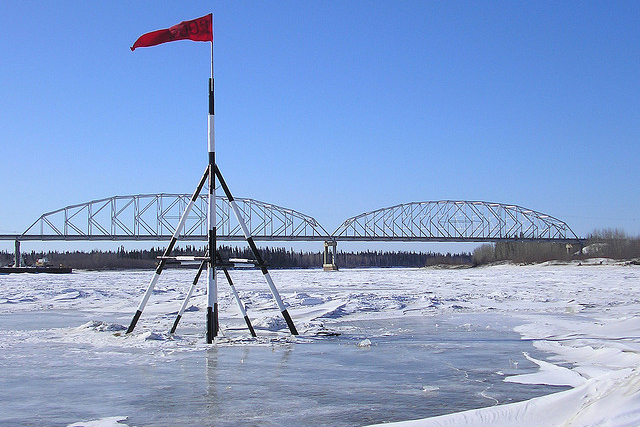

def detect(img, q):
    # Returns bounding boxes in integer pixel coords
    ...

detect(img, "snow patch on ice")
[137,330,166,341]
[54,288,88,300]
[505,352,586,387]
[254,315,288,331]
[291,292,325,306]
[67,416,129,427]
[77,320,127,333]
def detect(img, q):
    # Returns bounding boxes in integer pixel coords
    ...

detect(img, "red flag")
[131,14,212,51]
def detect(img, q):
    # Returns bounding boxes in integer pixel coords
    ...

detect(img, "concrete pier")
[323,241,338,271]
[14,240,21,268]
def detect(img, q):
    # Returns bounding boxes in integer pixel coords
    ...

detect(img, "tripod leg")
[216,252,257,337]
[214,164,298,335]
[126,166,209,334]
[170,258,208,334]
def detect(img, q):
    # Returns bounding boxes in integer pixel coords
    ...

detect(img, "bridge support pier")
[14,240,21,268]
[323,241,338,271]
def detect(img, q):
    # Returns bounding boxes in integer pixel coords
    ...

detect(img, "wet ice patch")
[213,334,299,347]
[301,321,342,337]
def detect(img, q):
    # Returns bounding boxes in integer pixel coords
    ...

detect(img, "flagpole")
[206,29,218,343]
[129,13,218,341]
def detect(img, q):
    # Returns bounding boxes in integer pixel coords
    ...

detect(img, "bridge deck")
[0,234,584,244]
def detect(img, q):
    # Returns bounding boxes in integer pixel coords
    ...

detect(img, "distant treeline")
[1,245,472,270]
[338,251,472,268]
[472,228,640,265]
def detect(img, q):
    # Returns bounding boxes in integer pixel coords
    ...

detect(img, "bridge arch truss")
[332,201,579,242]
[19,194,329,242]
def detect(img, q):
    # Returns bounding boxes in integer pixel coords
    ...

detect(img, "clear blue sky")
[1,1,638,253]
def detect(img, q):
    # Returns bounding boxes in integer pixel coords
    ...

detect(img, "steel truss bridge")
[1,194,581,244]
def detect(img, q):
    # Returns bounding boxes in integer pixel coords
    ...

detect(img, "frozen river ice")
[0,311,562,426]
[0,262,639,426]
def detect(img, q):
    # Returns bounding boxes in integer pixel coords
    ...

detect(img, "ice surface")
[0,262,639,425]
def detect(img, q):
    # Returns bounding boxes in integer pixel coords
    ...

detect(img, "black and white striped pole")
[215,164,298,335]
[206,35,218,343]
[126,166,209,334]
